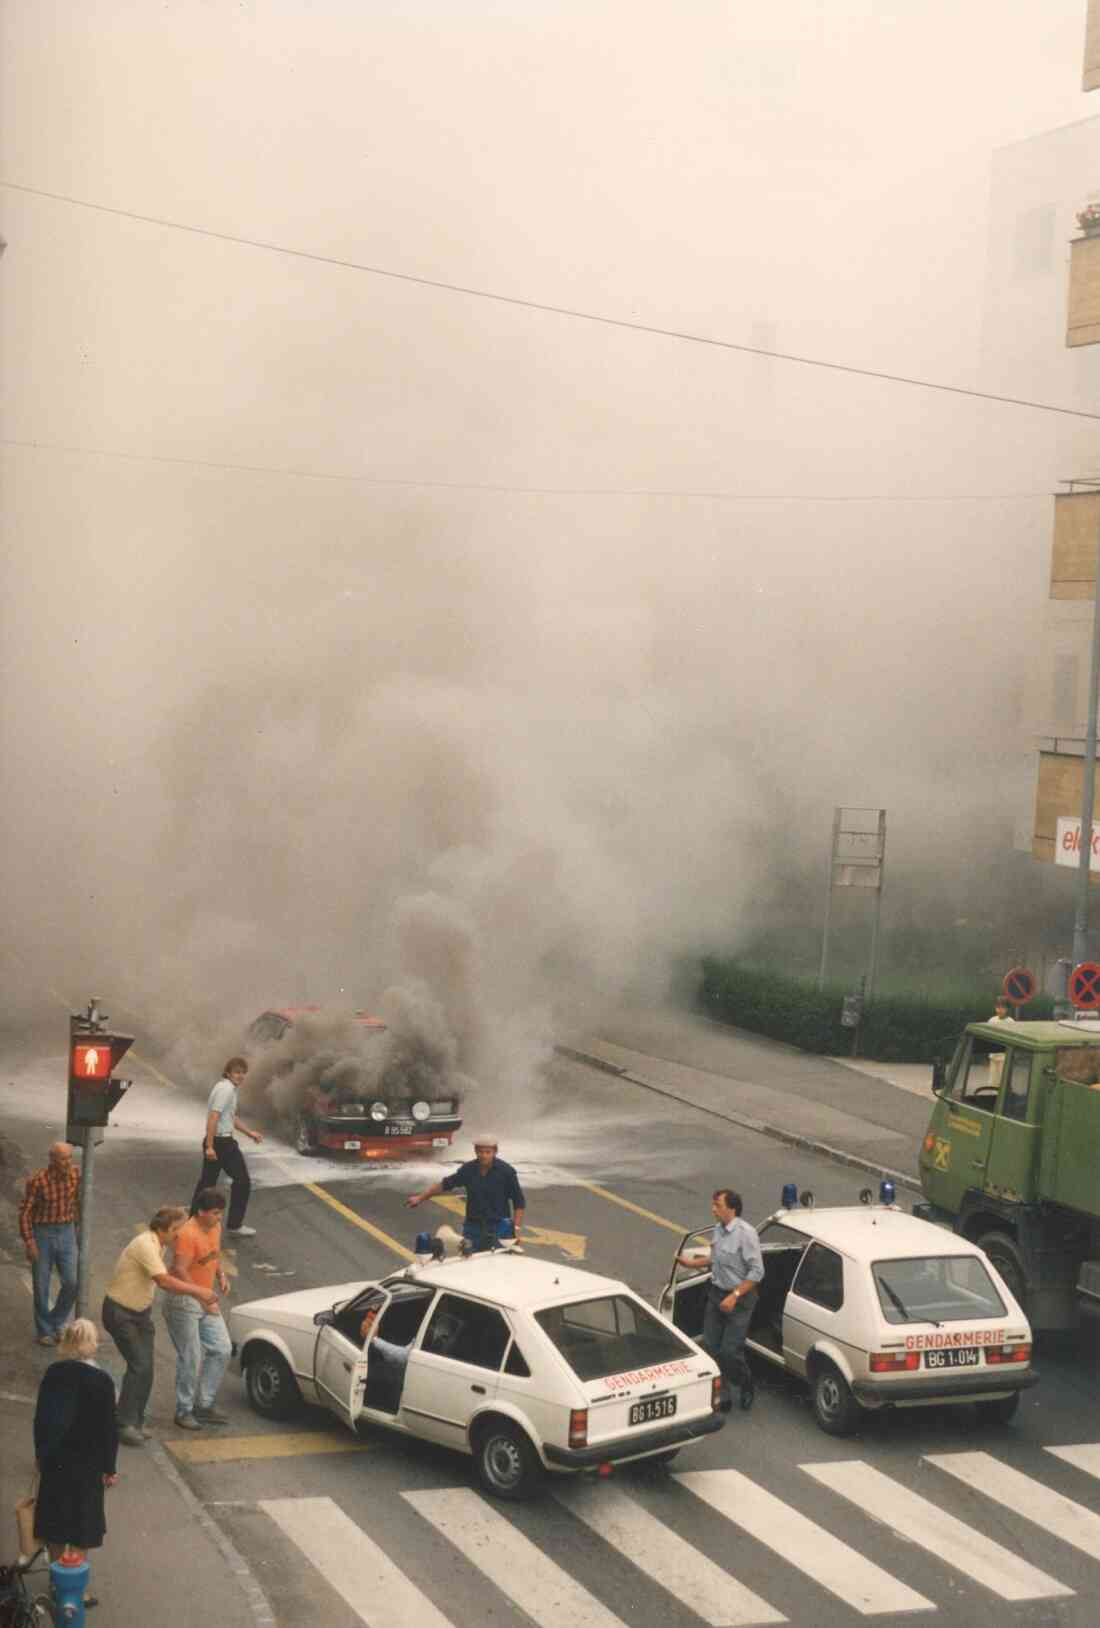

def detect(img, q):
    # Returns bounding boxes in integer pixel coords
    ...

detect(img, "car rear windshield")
[534,1295,695,1381]
[872,1256,1007,1325]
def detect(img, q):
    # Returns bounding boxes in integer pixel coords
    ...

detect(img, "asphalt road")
[5,1025,1100,1628]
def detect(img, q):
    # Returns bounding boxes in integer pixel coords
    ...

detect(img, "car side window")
[948,1036,1000,1110]
[792,1242,844,1312]
[503,1339,531,1378]
[421,1294,510,1371]
[1000,1049,1032,1123]
[376,1290,435,1348]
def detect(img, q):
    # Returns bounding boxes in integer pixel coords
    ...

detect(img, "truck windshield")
[872,1256,1006,1324]
[535,1295,695,1382]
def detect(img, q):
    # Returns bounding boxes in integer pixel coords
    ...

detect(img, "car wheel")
[976,1231,1029,1313]
[245,1345,301,1420]
[811,1361,859,1436]
[973,1392,1020,1426]
[473,1421,545,1501]
[295,1114,318,1156]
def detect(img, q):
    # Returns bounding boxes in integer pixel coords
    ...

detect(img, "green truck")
[916,1020,1100,1329]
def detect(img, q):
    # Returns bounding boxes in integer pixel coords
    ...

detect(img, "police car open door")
[314,1291,388,1427]
[658,1227,712,1341]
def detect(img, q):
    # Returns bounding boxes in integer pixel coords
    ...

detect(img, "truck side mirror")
[931,1059,946,1095]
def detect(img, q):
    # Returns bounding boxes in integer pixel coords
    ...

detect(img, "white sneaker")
[226,1224,256,1237]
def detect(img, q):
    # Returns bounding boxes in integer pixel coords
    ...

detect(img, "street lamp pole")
[1072,529,1100,969]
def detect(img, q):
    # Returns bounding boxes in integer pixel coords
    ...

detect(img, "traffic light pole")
[74,1127,97,1320]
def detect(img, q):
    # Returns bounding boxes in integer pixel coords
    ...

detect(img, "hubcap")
[254,1363,281,1404]
[483,1434,523,1489]
[818,1374,842,1417]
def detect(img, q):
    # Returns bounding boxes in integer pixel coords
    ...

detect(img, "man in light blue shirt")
[190,1058,264,1236]
[678,1188,764,1411]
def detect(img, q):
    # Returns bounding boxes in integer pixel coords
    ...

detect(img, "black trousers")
[191,1136,251,1229]
[102,1295,155,1429]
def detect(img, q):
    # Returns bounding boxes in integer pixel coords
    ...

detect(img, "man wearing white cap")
[406,1135,525,1252]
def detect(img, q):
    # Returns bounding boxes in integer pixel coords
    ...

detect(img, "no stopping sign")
[1069,962,1100,1010]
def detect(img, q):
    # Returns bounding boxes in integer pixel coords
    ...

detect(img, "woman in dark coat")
[34,1318,118,1561]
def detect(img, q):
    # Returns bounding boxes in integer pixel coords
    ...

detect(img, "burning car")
[247,1007,463,1160]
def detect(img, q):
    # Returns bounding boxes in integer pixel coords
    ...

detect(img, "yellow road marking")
[305,1183,414,1260]
[427,1195,587,1259]
[576,1181,686,1235]
[166,1432,369,1464]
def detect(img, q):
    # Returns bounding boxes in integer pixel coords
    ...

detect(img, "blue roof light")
[781,1182,798,1209]
[879,1179,896,1206]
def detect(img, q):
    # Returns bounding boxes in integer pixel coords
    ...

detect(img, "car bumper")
[852,1369,1039,1405]
[317,1117,462,1154]
[543,1409,725,1469]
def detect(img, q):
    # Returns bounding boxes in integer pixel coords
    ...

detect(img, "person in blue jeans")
[163,1189,233,1430]
[19,1143,80,1345]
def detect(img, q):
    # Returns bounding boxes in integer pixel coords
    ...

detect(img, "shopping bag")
[15,1472,38,1562]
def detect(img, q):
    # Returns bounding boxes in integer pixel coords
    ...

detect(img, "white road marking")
[403,1486,630,1628]
[678,1468,931,1616]
[804,1461,1072,1602]
[929,1450,1100,1559]
[554,1477,783,1626]
[260,1496,455,1628]
[1047,1442,1100,1481]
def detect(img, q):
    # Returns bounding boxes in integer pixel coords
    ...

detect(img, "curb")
[555,1045,922,1195]
[150,1441,277,1628]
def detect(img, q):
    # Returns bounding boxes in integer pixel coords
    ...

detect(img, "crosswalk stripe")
[1047,1443,1100,1481]
[928,1450,1100,1559]
[403,1487,628,1628]
[804,1462,1072,1602]
[260,1496,454,1628]
[678,1469,932,1616]
[553,1478,783,1626]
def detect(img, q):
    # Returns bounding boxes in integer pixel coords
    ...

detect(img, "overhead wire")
[0,434,1055,501]
[3,178,1100,424]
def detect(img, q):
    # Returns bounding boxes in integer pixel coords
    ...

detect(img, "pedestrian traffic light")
[67,1014,134,1128]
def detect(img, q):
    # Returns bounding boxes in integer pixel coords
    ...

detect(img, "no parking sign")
[1002,967,1036,1006]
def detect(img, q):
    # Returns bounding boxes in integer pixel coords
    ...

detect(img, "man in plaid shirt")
[19,1142,80,1345]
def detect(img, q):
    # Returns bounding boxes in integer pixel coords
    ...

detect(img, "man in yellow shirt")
[101,1205,219,1447]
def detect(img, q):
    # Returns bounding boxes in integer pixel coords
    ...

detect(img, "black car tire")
[811,1360,859,1436]
[973,1392,1020,1426]
[295,1114,318,1156]
[244,1345,301,1420]
[472,1421,545,1501]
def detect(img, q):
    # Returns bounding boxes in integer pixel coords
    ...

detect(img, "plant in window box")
[1077,203,1100,238]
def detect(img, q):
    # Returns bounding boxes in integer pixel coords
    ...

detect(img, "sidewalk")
[0,1121,271,1628]
[567,1006,935,1189]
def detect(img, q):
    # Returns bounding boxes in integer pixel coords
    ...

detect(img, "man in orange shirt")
[162,1188,232,1430]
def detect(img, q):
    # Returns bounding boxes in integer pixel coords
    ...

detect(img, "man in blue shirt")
[677,1188,764,1412]
[406,1135,526,1251]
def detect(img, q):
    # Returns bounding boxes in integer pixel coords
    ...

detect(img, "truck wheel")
[977,1231,1029,1311]
[974,1393,1020,1426]
[811,1361,859,1436]
[245,1345,301,1419]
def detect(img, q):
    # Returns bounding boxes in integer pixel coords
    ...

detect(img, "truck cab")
[919,1020,1100,1329]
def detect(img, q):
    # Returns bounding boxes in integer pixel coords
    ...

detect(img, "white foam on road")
[260,1496,454,1628]
[677,1468,932,1616]
[553,1477,783,1626]
[804,1461,1072,1602]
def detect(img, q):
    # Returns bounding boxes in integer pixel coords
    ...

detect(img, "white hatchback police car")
[228,1241,725,1499]
[658,1183,1037,1435]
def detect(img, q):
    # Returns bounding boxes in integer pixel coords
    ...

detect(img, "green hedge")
[698,957,1053,1063]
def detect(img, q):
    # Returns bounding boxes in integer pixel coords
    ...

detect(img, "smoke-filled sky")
[2,2,1099,1092]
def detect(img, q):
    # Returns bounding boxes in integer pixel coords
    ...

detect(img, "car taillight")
[986,1343,1031,1365]
[569,1409,588,1448]
[869,1351,921,1373]
[711,1376,724,1411]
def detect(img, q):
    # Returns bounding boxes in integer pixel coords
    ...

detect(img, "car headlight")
[411,1100,431,1122]
[369,1101,388,1122]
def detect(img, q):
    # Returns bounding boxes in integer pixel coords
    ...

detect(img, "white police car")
[228,1238,725,1499]
[658,1182,1037,1436]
